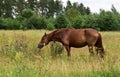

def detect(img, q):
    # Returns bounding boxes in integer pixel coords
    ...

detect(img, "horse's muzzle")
[38,44,44,49]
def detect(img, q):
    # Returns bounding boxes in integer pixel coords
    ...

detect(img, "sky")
[62,0,120,13]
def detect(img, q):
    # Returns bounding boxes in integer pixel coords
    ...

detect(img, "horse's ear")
[44,32,47,36]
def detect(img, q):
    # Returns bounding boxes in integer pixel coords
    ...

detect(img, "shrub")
[46,17,55,30]
[54,14,69,28]
[82,15,100,31]
[72,16,83,29]
[21,9,36,19]
[0,17,6,29]
[4,18,21,30]
[50,42,64,58]
[97,11,118,31]
[27,15,47,29]
[47,22,55,30]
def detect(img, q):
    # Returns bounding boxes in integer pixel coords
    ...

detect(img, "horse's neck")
[49,32,60,42]
[47,33,53,41]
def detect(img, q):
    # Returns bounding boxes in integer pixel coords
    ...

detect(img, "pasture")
[0,30,120,77]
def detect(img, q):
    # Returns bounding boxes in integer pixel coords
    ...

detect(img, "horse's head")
[38,33,50,49]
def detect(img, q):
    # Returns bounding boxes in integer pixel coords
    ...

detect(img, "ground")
[0,30,120,77]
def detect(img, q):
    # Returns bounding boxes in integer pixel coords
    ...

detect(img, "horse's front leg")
[88,46,94,56]
[65,46,71,57]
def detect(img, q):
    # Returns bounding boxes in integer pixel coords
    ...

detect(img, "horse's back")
[61,28,87,47]
[84,28,100,46]
[53,28,100,47]
[66,28,100,47]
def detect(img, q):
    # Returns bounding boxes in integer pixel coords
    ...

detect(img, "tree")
[85,7,91,14]
[65,0,72,11]
[111,4,118,14]
[54,14,69,28]
[37,0,47,16]
[47,0,55,17]
[26,0,37,10]
[27,15,47,29]
[21,9,36,19]
[72,2,79,10]
[54,0,63,16]
[65,8,80,22]
[0,0,3,16]
[97,10,116,31]
[78,3,91,15]
[2,0,15,18]
[64,2,91,15]
[15,0,26,15]
[72,15,83,29]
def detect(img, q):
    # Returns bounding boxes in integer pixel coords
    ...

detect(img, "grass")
[0,30,120,77]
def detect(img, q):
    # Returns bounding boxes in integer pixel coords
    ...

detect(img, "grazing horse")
[38,28,104,58]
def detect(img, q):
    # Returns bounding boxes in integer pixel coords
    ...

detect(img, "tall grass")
[0,30,120,77]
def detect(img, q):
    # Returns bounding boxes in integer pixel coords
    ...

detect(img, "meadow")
[0,30,120,77]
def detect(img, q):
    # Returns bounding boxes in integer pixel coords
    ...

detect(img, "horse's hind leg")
[95,47,99,55]
[99,48,104,58]
[88,46,94,56]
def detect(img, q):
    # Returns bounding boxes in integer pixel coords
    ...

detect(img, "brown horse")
[38,28,104,58]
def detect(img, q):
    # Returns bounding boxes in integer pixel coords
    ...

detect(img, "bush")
[50,42,64,58]
[54,14,69,28]
[65,8,81,22]
[27,15,47,29]
[46,17,55,30]
[21,9,36,19]
[47,22,55,30]
[4,18,21,30]
[71,16,83,29]
[82,15,100,31]
[97,11,119,31]
[0,17,6,29]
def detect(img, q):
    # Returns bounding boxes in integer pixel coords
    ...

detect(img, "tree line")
[0,0,120,31]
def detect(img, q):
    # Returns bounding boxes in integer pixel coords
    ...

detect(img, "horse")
[38,28,104,58]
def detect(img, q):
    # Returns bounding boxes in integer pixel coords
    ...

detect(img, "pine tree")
[2,0,14,18]
[27,0,37,10]
[47,0,55,17]
[65,0,72,11]
[111,4,118,14]
[54,0,63,16]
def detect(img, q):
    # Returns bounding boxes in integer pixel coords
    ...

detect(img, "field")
[0,30,120,77]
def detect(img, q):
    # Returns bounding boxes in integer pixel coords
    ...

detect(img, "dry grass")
[0,30,120,77]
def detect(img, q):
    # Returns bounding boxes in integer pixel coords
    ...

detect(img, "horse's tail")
[95,33,105,58]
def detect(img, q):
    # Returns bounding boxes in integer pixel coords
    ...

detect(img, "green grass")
[0,30,120,77]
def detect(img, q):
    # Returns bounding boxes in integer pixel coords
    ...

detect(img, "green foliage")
[46,17,55,30]
[65,8,81,22]
[71,15,83,29]
[0,0,120,31]
[27,15,47,29]
[47,22,55,30]
[21,9,36,19]
[82,15,100,30]
[4,18,21,30]
[50,42,64,58]
[54,14,69,28]
[97,10,118,31]
[0,17,6,29]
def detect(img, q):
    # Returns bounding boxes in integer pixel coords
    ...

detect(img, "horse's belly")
[69,35,87,48]
[70,42,87,48]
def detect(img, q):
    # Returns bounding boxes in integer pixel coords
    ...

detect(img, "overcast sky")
[62,0,120,13]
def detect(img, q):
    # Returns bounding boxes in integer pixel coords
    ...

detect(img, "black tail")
[95,33,104,58]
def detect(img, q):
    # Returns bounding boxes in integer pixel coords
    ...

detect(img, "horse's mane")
[52,28,70,35]
[50,28,68,38]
